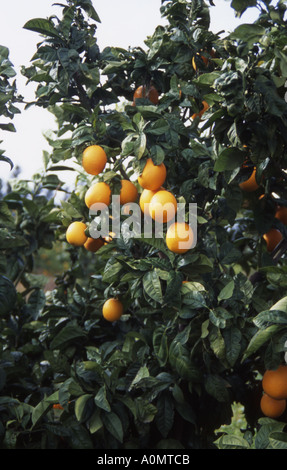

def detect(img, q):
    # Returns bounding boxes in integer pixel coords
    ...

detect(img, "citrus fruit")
[82,145,107,176]
[66,221,88,246]
[192,54,209,71]
[263,228,283,253]
[139,188,159,215]
[120,179,138,205]
[84,182,111,209]
[166,222,194,254]
[275,206,287,225]
[53,404,64,410]
[138,158,167,191]
[102,298,124,322]
[149,190,177,223]
[191,100,209,120]
[262,364,287,399]
[260,393,286,418]
[239,168,260,192]
[84,237,104,252]
[133,85,159,105]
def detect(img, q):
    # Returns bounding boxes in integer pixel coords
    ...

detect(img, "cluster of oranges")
[239,165,286,253]
[137,157,194,253]
[260,364,287,418]
[65,140,194,322]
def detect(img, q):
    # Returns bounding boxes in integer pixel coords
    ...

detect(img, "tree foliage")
[1,0,287,449]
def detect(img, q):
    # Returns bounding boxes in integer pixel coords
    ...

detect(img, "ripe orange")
[102,298,124,322]
[191,100,209,120]
[263,228,283,252]
[166,222,194,254]
[192,54,209,71]
[133,85,159,105]
[84,182,111,209]
[262,365,287,399]
[66,221,88,246]
[53,404,64,410]
[275,206,287,225]
[84,237,104,252]
[239,168,260,192]
[260,393,286,418]
[139,188,160,216]
[149,190,177,223]
[82,145,107,176]
[138,158,167,191]
[120,179,138,205]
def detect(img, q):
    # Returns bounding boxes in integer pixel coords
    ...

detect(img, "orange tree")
[1,0,287,449]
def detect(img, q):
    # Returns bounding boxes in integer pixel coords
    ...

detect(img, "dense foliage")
[1,0,287,449]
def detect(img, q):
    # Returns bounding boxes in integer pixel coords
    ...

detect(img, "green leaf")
[155,393,174,439]
[204,374,230,403]
[23,18,63,40]
[0,275,17,316]
[50,322,87,350]
[78,0,101,22]
[153,327,169,366]
[243,325,280,360]
[195,71,220,86]
[0,201,14,226]
[0,155,13,169]
[218,280,235,301]
[26,289,46,319]
[88,409,103,434]
[269,432,287,449]
[31,400,51,427]
[130,366,150,389]
[231,0,257,17]
[94,386,111,412]
[214,148,245,172]
[230,23,265,42]
[75,394,93,422]
[215,434,250,449]
[102,411,123,443]
[0,123,16,132]
[143,271,163,303]
[253,310,287,329]
[223,327,242,367]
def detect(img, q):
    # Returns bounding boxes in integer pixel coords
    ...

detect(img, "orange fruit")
[139,188,160,216]
[84,237,104,252]
[120,180,138,205]
[102,298,124,322]
[239,168,260,192]
[192,54,209,71]
[191,100,209,120]
[85,182,111,209]
[262,365,287,399]
[82,145,107,176]
[133,85,159,105]
[260,393,286,418]
[149,190,177,223]
[263,228,283,252]
[53,404,64,410]
[275,206,287,225]
[66,221,88,246]
[166,222,194,254]
[138,158,167,191]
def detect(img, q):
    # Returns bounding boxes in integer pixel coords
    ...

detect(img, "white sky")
[0,0,259,184]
